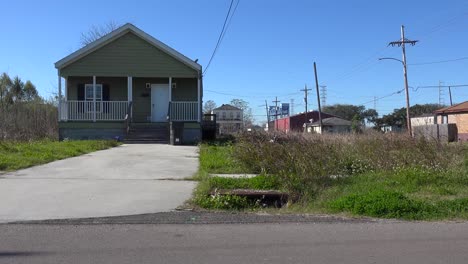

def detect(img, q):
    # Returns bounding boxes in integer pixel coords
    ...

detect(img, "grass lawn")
[0,140,120,171]
[298,168,468,220]
[199,143,248,174]
[194,136,468,220]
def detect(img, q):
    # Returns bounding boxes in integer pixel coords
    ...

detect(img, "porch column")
[168,77,172,102]
[64,77,68,121]
[93,75,96,122]
[197,76,201,122]
[58,71,62,121]
[64,77,67,101]
[127,76,133,118]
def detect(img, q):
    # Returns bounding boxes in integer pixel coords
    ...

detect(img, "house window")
[85,84,103,112]
[230,112,234,119]
[85,84,103,101]
[236,112,241,120]
[222,112,226,120]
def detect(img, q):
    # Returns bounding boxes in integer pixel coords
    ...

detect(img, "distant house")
[306,117,352,134]
[270,111,335,132]
[55,23,203,144]
[380,122,404,133]
[434,101,468,141]
[212,104,243,135]
[411,114,436,127]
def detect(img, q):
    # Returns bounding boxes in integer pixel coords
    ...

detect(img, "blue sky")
[1,0,467,123]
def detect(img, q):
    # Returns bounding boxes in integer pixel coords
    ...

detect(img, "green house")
[55,23,202,144]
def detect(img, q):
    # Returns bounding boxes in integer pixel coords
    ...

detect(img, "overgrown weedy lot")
[195,132,468,220]
[0,140,120,171]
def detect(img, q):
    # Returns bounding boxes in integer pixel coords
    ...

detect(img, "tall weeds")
[233,131,466,197]
[0,102,58,141]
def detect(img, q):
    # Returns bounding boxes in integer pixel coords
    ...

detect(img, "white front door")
[151,84,170,122]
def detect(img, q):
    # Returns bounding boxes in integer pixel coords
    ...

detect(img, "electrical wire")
[409,57,468,66]
[358,88,405,106]
[203,0,239,75]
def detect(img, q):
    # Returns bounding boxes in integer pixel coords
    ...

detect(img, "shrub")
[195,194,251,210]
[328,190,431,219]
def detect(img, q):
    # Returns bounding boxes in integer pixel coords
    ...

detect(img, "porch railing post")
[127,76,133,119]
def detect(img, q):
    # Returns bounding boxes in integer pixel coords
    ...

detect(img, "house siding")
[61,32,198,78]
[172,78,198,101]
[132,77,168,122]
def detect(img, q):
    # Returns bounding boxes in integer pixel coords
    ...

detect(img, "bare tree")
[80,21,121,46]
[230,99,254,126]
[203,100,217,114]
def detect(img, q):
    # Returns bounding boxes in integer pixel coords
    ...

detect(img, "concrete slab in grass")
[209,174,258,179]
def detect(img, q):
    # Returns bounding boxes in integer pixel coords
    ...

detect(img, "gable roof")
[434,101,468,114]
[214,104,242,111]
[55,23,201,72]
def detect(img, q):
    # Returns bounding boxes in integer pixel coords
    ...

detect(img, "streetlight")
[381,25,417,137]
[378,57,412,136]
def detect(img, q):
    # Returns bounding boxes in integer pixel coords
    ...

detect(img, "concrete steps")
[124,123,169,144]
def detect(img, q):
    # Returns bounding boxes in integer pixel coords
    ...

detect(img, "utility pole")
[314,62,323,132]
[438,81,445,106]
[320,85,327,107]
[373,96,377,111]
[260,100,270,123]
[290,98,294,116]
[272,96,280,131]
[388,25,418,136]
[300,84,312,126]
[448,86,453,106]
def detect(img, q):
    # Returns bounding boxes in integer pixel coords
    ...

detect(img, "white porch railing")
[170,101,198,121]
[59,100,129,121]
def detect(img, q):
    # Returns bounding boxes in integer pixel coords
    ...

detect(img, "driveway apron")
[0,144,198,222]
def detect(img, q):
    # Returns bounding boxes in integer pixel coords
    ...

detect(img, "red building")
[269,111,335,132]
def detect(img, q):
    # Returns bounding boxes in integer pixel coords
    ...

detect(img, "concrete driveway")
[0,144,198,223]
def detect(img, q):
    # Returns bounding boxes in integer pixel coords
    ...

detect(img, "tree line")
[203,98,442,131]
[0,72,58,140]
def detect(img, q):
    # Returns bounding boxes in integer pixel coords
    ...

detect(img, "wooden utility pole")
[300,84,312,127]
[314,62,323,132]
[388,25,417,136]
[448,86,453,106]
[272,96,280,131]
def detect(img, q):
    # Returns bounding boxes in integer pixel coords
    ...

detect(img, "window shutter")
[77,84,84,113]
[103,84,110,101]
[102,84,110,113]
[77,84,84,101]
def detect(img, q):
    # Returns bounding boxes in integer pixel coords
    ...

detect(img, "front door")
[151,84,170,122]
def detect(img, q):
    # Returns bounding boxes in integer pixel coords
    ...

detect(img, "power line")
[415,12,468,41]
[205,89,301,99]
[358,88,405,106]
[408,56,468,66]
[203,0,238,75]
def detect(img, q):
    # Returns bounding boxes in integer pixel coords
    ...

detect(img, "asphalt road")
[1,220,467,264]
